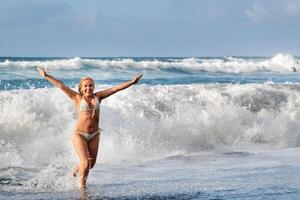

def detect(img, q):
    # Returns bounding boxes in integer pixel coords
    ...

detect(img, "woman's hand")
[132,74,143,84]
[38,67,47,78]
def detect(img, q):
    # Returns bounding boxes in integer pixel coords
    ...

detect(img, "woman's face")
[81,79,94,97]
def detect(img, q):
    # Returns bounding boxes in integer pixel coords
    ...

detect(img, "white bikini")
[79,95,100,117]
[77,95,101,142]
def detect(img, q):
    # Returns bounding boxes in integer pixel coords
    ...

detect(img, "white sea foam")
[0,53,299,73]
[1,83,300,169]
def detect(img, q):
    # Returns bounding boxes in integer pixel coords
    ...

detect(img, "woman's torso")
[75,95,101,133]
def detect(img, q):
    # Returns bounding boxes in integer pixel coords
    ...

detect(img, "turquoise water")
[1,54,300,90]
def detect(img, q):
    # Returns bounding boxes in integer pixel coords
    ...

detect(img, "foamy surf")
[2,148,300,199]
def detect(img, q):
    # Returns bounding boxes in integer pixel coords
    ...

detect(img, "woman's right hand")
[38,67,47,77]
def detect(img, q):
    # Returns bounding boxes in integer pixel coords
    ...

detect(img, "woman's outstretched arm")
[38,67,78,101]
[95,74,143,100]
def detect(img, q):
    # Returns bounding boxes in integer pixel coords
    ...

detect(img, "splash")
[2,84,300,167]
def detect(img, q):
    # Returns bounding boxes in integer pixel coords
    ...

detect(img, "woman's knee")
[80,159,90,170]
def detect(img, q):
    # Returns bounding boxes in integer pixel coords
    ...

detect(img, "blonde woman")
[38,67,142,189]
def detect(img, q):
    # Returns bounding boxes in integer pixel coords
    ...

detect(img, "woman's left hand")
[38,67,47,77]
[132,74,143,84]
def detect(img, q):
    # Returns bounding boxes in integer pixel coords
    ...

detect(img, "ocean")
[1,53,300,199]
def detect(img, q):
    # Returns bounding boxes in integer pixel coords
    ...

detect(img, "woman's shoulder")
[73,94,83,103]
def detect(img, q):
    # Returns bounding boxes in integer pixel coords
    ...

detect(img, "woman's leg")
[72,134,90,189]
[88,133,100,169]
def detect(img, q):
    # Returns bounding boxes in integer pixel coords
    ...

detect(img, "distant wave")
[0,53,299,73]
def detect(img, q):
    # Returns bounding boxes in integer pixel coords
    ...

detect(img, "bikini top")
[79,96,100,112]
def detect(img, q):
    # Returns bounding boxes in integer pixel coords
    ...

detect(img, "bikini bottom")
[77,128,101,142]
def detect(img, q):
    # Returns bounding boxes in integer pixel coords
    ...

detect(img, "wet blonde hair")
[78,77,94,95]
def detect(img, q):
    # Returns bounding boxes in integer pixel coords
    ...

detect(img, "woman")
[38,67,143,189]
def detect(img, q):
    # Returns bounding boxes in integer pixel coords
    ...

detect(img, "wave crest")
[0,53,299,73]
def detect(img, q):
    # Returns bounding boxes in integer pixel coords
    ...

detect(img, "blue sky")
[0,0,299,57]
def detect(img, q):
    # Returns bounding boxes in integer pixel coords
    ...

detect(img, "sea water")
[1,53,300,199]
